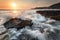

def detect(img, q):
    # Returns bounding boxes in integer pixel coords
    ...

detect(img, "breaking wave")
[0,10,60,40]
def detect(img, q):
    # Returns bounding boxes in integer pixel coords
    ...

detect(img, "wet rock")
[4,18,33,30]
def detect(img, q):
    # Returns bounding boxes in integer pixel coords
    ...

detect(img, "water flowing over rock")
[2,10,60,40]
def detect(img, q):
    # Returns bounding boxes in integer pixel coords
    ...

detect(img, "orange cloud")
[0,0,54,9]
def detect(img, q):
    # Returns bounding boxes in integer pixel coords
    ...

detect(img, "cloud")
[17,0,60,7]
[0,0,60,9]
[19,0,60,4]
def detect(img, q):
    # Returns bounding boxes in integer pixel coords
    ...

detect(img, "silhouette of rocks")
[49,3,60,9]
[36,3,60,20]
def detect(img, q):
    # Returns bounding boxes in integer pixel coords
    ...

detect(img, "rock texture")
[4,18,33,30]
[35,3,60,20]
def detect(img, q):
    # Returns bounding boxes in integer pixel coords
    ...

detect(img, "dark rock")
[49,3,60,9]
[36,11,60,20]
[4,18,33,30]
[32,7,48,9]
[36,3,60,20]
[33,3,60,9]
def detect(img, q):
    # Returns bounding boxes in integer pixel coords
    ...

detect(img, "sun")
[12,2,17,7]
[10,2,17,9]
[9,2,20,18]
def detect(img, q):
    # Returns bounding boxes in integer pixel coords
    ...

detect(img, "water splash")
[1,10,60,40]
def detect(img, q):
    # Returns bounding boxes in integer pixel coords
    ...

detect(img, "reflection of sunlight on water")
[9,10,20,18]
[0,10,24,18]
[13,11,18,13]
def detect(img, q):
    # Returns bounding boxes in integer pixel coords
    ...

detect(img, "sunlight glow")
[11,3,17,7]
[13,11,17,13]
[10,2,18,9]
[12,11,20,18]
[12,3,16,7]
[9,2,20,18]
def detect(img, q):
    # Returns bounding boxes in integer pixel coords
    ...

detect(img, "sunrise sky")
[0,0,60,9]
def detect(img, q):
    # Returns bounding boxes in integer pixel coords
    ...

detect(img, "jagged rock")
[4,18,33,30]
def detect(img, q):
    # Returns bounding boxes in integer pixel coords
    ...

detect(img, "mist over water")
[0,9,60,40]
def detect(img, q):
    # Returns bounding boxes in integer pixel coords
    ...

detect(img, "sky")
[0,0,60,9]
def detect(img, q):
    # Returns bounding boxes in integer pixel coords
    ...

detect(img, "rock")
[4,18,33,30]
[36,3,60,20]
[49,3,60,9]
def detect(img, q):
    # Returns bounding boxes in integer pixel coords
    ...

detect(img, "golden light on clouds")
[0,0,56,9]
[9,2,19,9]
[9,2,19,18]
[0,0,37,9]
